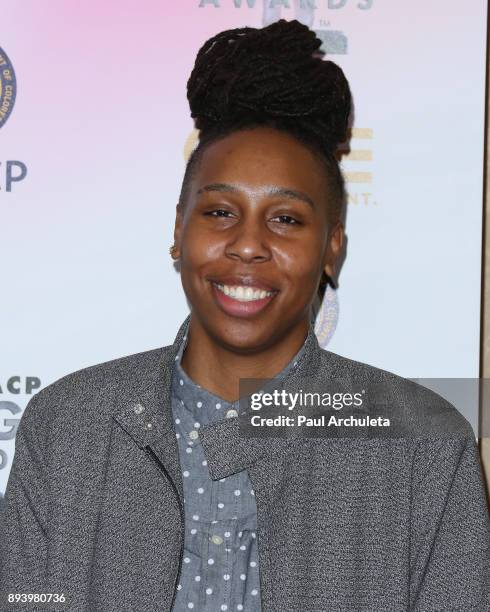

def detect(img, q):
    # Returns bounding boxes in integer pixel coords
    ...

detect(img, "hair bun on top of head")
[187,19,352,155]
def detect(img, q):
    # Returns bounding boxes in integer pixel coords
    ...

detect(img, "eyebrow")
[196,183,315,209]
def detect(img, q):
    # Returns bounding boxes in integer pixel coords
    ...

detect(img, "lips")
[208,276,279,319]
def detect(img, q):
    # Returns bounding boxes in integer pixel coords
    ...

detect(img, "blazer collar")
[113,313,328,481]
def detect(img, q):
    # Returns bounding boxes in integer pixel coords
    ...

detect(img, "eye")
[270,214,301,225]
[204,209,234,218]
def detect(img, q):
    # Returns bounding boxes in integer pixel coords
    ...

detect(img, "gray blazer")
[1,314,489,611]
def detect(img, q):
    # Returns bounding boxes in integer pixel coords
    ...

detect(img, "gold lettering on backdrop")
[347,192,373,206]
[345,171,372,183]
[344,149,372,161]
[341,127,376,204]
[350,127,373,139]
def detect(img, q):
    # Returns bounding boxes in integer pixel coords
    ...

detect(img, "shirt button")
[145,422,153,430]
[133,403,144,415]
[189,430,199,440]
[210,535,223,545]
[226,409,238,419]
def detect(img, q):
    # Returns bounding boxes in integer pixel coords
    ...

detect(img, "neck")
[180,315,310,403]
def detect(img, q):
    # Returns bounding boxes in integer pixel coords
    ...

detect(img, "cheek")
[182,225,224,265]
[273,240,324,287]
[180,226,225,295]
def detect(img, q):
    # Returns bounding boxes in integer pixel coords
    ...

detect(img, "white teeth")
[214,283,274,302]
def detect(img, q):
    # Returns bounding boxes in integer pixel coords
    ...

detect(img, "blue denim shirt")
[170,322,308,612]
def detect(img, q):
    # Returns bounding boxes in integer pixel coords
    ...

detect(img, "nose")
[224,215,271,264]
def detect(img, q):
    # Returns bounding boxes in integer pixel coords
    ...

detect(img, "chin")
[214,316,276,352]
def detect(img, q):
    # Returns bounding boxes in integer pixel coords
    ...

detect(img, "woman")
[1,19,489,612]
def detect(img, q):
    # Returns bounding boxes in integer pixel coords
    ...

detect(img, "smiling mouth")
[210,281,278,318]
[212,282,276,302]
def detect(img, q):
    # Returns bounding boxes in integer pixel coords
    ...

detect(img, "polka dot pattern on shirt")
[169,319,308,612]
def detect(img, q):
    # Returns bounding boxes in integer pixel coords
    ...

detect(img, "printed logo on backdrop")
[0,45,16,129]
[0,45,28,193]
[197,0,373,56]
[0,376,41,496]
[199,1,373,9]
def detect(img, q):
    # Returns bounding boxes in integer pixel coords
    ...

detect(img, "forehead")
[192,127,328,198]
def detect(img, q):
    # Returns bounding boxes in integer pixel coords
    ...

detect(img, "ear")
[322,222,344,281]
[172,203,183,259]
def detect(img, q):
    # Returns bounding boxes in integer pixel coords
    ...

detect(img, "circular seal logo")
[0,46,16,129]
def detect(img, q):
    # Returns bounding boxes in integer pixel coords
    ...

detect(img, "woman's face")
[173,126,343,352]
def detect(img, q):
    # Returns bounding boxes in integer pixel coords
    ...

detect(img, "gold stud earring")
[169,244,179,259]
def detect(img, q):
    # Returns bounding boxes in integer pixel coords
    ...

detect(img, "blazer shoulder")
[317,348,474,438]
[37,344,173,400]
[20,344,175,438]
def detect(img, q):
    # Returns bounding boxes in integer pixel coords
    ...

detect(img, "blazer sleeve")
[0,392,49,608]
[410,433,490,611]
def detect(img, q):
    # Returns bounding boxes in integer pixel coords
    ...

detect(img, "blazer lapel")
[112,314,191,493]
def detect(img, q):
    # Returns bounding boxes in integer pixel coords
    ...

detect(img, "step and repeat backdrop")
[0,1,488,494]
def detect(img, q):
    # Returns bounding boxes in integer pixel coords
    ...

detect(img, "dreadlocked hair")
[178,19,352,290]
